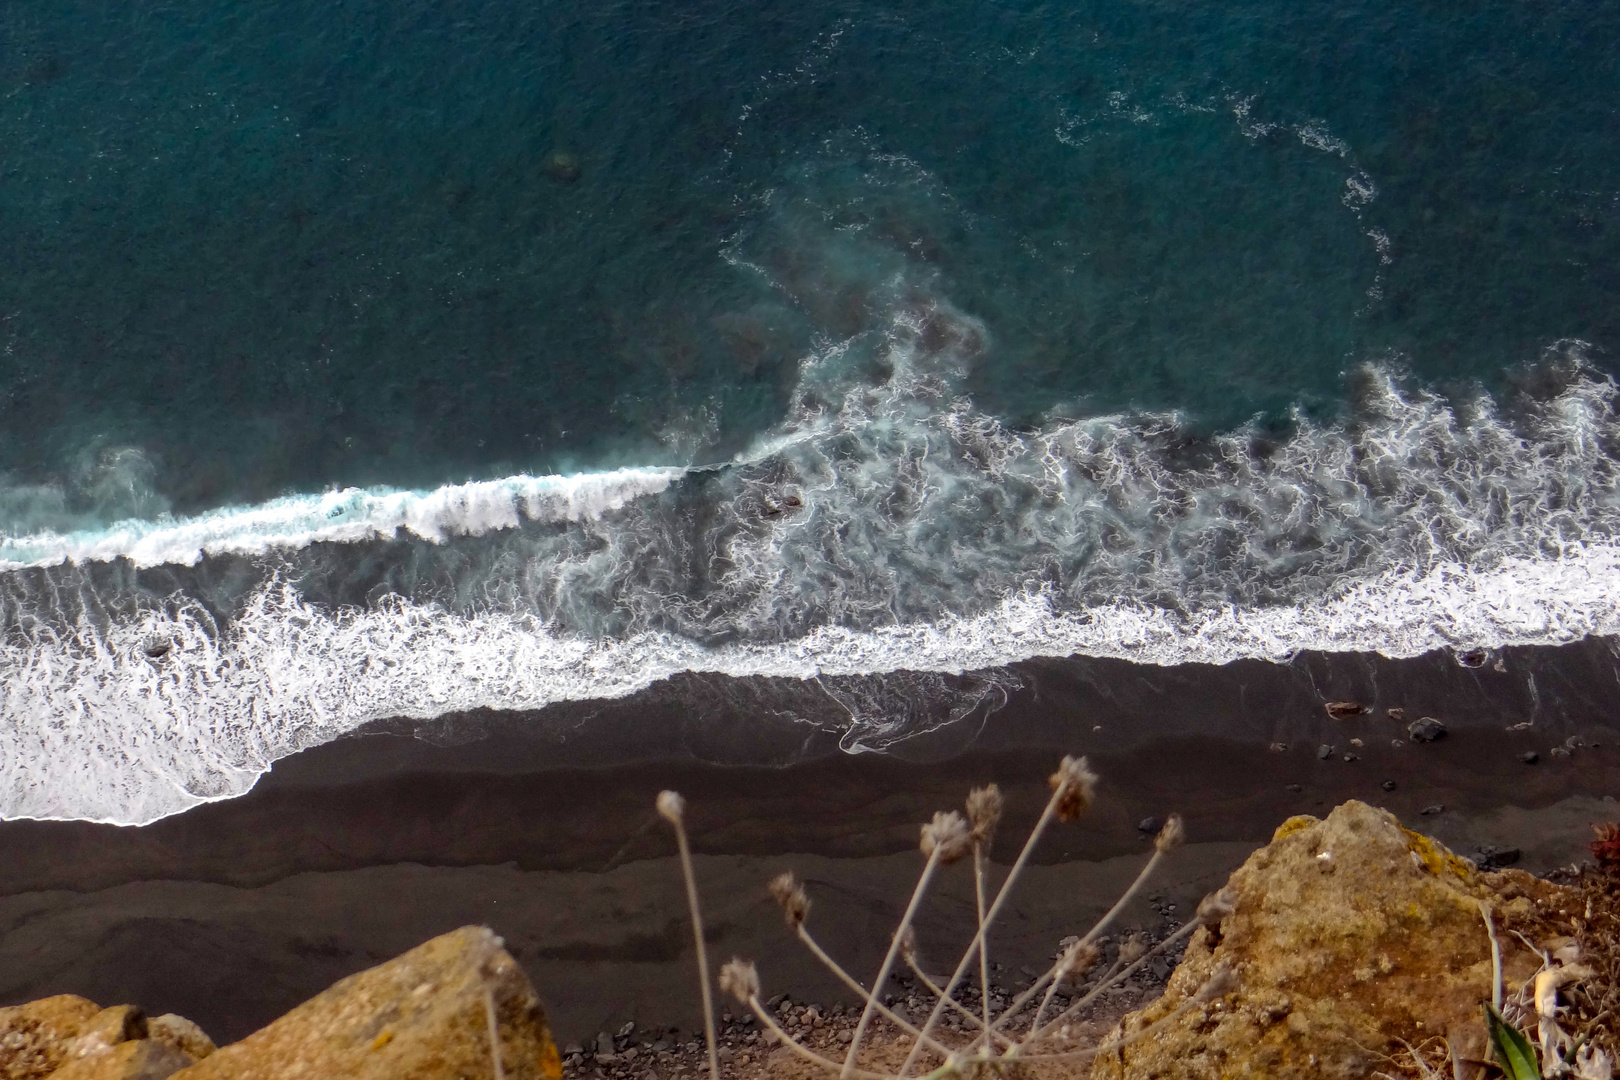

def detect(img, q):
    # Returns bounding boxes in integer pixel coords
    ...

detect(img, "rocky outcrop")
[171,926,560,1080]
[0,998,210,1080]
[1091,800,1576,1079]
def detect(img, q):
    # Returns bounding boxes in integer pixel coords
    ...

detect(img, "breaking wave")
[4,317,1620,823]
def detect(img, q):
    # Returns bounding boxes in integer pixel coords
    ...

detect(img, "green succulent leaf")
[1484,1003,1543,1080]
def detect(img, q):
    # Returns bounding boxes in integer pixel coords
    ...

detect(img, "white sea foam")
[0,468,684,570]
[4,538,1620,825]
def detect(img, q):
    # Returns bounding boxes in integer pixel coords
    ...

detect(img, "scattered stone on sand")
[172,926,559,1080]
[1386,707,1406,722]
[1324,701,1368,720]
[1420,803,1445,815]
[1522,750,1541,764]
[1137,816,1161,834]
[1406,716,1447,742]
[1268,741,1288,752]
[1089,800,1574,1080]
[1381,780,1397,791]
[1316,744,1334,760]
[1285,784,1303,793]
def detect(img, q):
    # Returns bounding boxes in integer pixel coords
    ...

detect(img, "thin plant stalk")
[901,954,1019,1050]
[745,996,897,1080]
[796,926,956,1056]
[484,988,506,1080]
[842,847,947,1078]
[1027,919,1201,1045]
[973,842,993,1036]
[1480,900,1503,1011]
[660,793,721,1080]
[984,846,1168,1041]
[898,778,1069,1076]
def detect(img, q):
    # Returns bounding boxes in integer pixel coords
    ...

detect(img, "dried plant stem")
[901,954,1019,1050]
[1480,900,1503,1011]
[972,843,993,1035]
[797,926,957,1056]
[899,780,1068,1076]
[666,804,721,1080]
[1019,847,1166,1038]
[843,847,947,1079]
[1027,918,1201,1045]
[746,996,898,1080]
[1005,993,1214,1063]
[484,988,506,1080]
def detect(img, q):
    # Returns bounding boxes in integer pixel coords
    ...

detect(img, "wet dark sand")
[3,639,1619,1044]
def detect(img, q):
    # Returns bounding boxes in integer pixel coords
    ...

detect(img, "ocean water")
[2,0,1619,823]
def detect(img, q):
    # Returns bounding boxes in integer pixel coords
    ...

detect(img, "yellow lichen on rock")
[170,926,559,1080]
[1091,800,1571,1080]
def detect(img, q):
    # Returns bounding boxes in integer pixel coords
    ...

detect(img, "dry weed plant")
[656,755,1238,1080]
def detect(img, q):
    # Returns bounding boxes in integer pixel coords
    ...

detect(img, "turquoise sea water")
[2,0,1619,822]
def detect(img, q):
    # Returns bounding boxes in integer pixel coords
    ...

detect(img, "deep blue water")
[2,0,1616,515]
[3,0,1620,823]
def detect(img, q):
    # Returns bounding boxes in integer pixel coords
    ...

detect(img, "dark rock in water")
[1137,816,1161,833]
[1342,753,1359,763]
[1420,803,1445,815]
[1386,707,1406,722]
[544,150,582,183]
[1324,701,1368,720]
[1382,780,1397,792]
[1457,647,1489,668]
[1520,750,1540,764]
[1317,744,1334,760]
[1285,784,1303,793]
[1407,716,1447,742]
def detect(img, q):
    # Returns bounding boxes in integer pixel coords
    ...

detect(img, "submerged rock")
[171,926,560,1080]
[1090,800,1573,1080]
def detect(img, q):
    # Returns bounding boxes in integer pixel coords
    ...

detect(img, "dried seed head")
[1154,814,1185,853]
[768,871,811,927]
[1118,934,1146,964]
[898,924,918,962]
[1057,940,1100,981]
[965,784,1004,845]
[1049,756,1099,821]
[1197,887,1236,926]
[656,790,686,825]
[1194,962,1237,1004]
[920,810,972,863]
[719,958,761,1005]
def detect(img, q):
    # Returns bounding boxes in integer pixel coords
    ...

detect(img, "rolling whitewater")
[2,0,1619,825]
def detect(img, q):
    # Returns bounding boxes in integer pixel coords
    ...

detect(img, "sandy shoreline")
[3,639,1620,1045]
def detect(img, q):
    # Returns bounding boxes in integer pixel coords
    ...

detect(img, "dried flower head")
[920,810,972,863]
[1057,940,1100,982]
[718,958,761,1005]
[1154,814,1185,853]
[1118,934,1146,964]
[965,784,1004,845]
[1197,887,1236,926]
[1194,962,1237,1003]
[768,871,811,927]
[1049,756,1099,821]
[656,790,686,825]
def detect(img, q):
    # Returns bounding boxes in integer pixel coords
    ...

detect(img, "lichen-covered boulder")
[0,995,101,1080]
[171,926,561,1080]
[1091,800,1574,1079]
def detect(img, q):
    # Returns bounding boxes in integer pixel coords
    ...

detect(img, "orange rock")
[1091,801,1573,1080]
[0,995,101,1080]
[172,926,560,1080]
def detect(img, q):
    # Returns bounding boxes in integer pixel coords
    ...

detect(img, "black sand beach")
[3,639,1619,1044]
